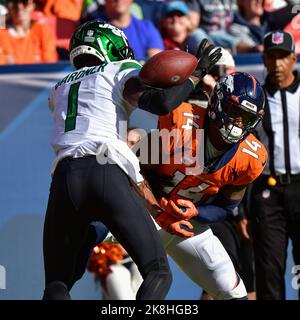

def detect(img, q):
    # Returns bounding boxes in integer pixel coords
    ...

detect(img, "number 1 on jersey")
[65,82,81,132]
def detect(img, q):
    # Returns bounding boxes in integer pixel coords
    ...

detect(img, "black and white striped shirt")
[256,71,300,176]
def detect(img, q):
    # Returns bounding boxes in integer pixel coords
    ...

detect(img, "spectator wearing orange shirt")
[0,0,57,65]
[43,0,83,21]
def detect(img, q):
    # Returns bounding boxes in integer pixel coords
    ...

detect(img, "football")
[139,50,198,88]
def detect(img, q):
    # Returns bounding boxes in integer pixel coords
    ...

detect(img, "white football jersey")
[49,59,144,183]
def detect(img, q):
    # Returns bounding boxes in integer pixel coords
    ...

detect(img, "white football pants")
[103,220,247,299]
[103,260,143,300]
[157,220,247,300]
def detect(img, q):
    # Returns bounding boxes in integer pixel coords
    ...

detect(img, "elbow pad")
[138,79,195,115]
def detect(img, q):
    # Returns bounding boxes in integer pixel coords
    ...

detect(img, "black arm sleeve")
[138,79,195,115]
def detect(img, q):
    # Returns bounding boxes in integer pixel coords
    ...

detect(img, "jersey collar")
[264,70,300,96]
[203,115,240,173]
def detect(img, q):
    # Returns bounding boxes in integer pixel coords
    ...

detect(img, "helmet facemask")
[209,83,264,144]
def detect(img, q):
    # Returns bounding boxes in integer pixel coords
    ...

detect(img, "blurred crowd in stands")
[0,0,299,65]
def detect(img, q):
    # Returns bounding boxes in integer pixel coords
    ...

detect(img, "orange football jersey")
[151,102,268,205]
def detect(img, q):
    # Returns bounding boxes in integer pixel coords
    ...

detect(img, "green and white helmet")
[69,19,135,69]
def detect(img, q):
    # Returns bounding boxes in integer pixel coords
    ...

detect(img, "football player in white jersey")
[42,19,221,300]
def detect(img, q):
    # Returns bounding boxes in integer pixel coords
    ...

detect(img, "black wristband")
[138,79,195,115]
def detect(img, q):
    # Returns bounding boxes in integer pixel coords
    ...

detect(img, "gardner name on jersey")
[48,59,143,183]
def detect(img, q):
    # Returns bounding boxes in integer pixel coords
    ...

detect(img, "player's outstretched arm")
[123,76,197,116]
[123,39,221,116]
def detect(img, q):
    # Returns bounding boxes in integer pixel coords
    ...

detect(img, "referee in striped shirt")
[248,31,300,300]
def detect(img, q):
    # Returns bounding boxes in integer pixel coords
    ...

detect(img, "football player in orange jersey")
[134,72,267,300]
[73,72,267,300]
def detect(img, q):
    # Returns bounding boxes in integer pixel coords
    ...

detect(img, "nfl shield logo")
[272,32,284,45]
[87,30,94,36]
